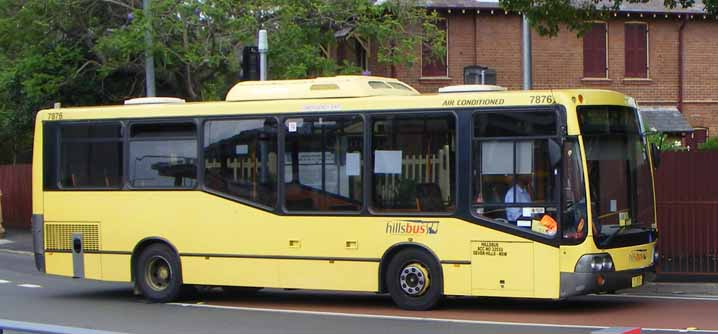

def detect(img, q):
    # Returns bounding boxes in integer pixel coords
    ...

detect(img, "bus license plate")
[631,275,643,287]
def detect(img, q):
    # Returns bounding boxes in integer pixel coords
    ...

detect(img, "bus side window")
[472,111,560,238]
[59,123,123,189]
[282,115,363,212]
[371,113,455,213]
[128,122,197,188]
[203,118,278,208]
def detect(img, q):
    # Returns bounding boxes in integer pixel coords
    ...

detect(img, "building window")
[583,22,607,78]
[283,115,363,212]
[472,111,561,238]
[684,128,708,150]
[59,123,123,188]
[421,18,448,77]
[204,118,278,207]
[625,23,648,78]
[129,122,197,188]
[337,38,369,72]
[372,113,455,213]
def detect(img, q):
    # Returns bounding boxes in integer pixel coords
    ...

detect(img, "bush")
[698,137,718,151]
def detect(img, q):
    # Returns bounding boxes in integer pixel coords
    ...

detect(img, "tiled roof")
[422,0,708,14]
[639,106,694,133]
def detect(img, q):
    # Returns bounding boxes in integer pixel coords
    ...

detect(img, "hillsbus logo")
[385,220,439,235]
[629,249,648,262]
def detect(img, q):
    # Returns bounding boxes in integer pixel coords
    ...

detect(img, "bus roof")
[225,75,419,101]
[37,77,636,121]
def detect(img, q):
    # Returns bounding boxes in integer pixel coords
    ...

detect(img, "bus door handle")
[288,239,301,248]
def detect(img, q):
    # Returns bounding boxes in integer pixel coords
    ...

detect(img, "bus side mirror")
[651,143,661,169]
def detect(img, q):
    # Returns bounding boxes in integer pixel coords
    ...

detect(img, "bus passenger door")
[471,241,534,297]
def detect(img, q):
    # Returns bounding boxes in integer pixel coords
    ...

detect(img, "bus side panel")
[45,252,73,277]
[181,257,279,288]
[278,260,378,292]
[101,254,131,282]
[532,242,560,299]
[442,263,471,296]
[471,241,534,297]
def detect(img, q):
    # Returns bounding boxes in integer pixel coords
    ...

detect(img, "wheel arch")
[130,237,180,283]
[378,242,443,293]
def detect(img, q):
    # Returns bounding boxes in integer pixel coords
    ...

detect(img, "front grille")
[45,223,100,252]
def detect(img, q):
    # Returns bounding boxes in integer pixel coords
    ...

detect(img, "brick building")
[347,0,718,140]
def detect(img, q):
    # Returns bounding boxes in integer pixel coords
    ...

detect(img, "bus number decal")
[48,112,63,120]
[530,95,554,104]
[473,242,508,257]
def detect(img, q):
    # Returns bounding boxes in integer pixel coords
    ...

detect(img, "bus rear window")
[58,123,123,188]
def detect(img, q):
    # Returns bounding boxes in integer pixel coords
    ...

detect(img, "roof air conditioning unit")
[464,65,496,85]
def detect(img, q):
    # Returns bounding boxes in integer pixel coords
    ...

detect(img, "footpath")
[1,228,717,298]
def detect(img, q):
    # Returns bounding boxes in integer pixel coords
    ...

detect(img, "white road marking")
[593,293,718,302]
[0,249,33,256]
[17,284,42,288]
[0,279,10,284]
[0,239,14,245]
[170,302,718,333]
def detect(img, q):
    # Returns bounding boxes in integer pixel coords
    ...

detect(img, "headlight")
[576,253,615,273]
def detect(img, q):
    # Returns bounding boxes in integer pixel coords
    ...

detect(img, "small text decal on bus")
[385,220,439,235]
[48,112,63,120]
[473,242,507,257]
[442,98,505,107]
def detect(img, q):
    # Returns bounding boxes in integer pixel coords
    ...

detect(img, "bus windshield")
[578,106,656,248]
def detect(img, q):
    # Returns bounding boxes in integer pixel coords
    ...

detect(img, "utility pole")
[258,29,268,81]
[522,14,532,90]
[144,0,156,96]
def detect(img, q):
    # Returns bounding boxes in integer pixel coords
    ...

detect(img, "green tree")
[0,0,446,163]
[0,1,138,163]
[499,0,718,36]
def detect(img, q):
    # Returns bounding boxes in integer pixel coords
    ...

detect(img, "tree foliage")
[499,0,718,36]
[0,0,446,163]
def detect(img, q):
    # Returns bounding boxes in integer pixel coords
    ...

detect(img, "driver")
[505,174,532,221]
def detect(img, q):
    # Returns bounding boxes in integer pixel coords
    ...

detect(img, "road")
[1,251,717,334]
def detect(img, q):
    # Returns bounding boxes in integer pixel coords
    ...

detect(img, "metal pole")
[522,14,532,90]
[258,29,268,81]
[143,0,156,96]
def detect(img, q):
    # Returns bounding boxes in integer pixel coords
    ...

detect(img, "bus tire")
[386,248,443,310]
[135,244,185,303]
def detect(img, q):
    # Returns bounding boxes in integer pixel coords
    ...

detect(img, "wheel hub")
[399,263,430,296]
[146,256,172,292]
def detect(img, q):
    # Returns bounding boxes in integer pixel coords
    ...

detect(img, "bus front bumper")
[559,266,655,298]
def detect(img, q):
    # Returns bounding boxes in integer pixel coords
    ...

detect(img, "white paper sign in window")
[235,145,249,155]
[346,152,361,176]
[482,141,513,174]
[374,150,402,174]
[515,141,534,174]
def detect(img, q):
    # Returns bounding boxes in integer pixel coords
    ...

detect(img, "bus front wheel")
[135,244,185,303]
[386,248,443,310]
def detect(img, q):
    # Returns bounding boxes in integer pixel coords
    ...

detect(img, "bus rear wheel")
[386,248,443,310]
[135,244,184,303]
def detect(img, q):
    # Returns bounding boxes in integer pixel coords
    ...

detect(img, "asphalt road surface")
[1,251,717,334]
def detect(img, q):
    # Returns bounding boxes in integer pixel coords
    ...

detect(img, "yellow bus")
[31,76,658,310]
